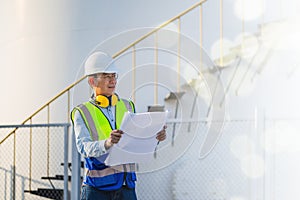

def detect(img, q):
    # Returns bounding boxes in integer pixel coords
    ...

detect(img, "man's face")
[91,73,118,96]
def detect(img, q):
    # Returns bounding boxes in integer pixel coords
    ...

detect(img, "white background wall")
[1,0,299,123]
[1,0,300,199]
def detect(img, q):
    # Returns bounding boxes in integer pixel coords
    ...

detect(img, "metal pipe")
[67,90,70,123]
[155,32,158,104]
[71,128,81,200]
[12,131,16,200]
[132,46,136,102]
[29,118,32,191]
[0,123,70,129]
[47,105,50,178]
[63,125,69,200]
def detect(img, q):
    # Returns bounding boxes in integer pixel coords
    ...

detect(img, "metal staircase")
[1,0,265,199]
[24,161,84,199]
[25,188,64,200]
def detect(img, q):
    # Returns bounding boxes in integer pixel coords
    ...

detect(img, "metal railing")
[113,0,207,102]
[0,123,70,200]
[0,77,85,146]
[0,0,208,147]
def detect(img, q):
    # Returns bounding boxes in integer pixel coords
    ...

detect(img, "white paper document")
[104,111,168,166]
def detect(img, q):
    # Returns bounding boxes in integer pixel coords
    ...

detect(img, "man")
[71,51,166,200]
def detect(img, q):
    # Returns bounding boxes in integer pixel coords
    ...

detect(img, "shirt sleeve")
[73,109,108,157]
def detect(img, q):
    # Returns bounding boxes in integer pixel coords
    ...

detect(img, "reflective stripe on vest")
[122,99,134,113]
[77,104,99,141]
[86,163,136,178]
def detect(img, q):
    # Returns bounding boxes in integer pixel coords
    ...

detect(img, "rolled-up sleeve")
[73,110,107,157]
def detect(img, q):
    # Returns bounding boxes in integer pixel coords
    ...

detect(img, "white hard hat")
[84,51,118,76]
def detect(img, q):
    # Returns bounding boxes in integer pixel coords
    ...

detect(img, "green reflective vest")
[71,99,134,141]
[71,98,137,190]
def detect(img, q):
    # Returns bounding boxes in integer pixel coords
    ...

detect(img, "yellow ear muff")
[95,94,118,107]
[95,95,109,107]
[111,94,118,106]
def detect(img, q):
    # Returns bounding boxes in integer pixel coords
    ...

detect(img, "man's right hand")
[104,130,123,150]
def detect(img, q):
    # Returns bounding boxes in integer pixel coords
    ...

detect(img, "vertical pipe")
[63,125,69,200]
[154,32,158,104]
[47,105,50,177]
[71,128,81,200]
[12,131,16,200]
[29,118,32,191]
[67,90,70,123]
[177,18,181,92]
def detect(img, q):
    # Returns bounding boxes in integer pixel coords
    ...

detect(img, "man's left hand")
[156,125,167,141]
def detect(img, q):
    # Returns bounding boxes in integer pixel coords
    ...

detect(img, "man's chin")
[105,91,115,96]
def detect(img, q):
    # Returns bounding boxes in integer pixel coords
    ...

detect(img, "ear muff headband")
[95,94,118,107]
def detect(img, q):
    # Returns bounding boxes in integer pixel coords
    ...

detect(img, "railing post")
[63,125,69,200]
[12,131,16,200]
[71,128,81,200]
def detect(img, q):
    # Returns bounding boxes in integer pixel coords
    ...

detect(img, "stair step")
[61,161,84,168]
[41,175,72,181]
[24,188,63,200]
[41,175,83,181]
[147,105,165,112]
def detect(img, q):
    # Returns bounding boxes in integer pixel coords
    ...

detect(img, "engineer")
[71,51,167,200]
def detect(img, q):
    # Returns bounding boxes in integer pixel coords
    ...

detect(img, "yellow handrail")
[0,75,86,144]
[0,0,207,145]
[112,0,207,58]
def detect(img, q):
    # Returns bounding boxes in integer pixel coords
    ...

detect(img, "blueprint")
[104,111,168,166]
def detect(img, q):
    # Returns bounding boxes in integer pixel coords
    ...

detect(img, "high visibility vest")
[71,99,137,190]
